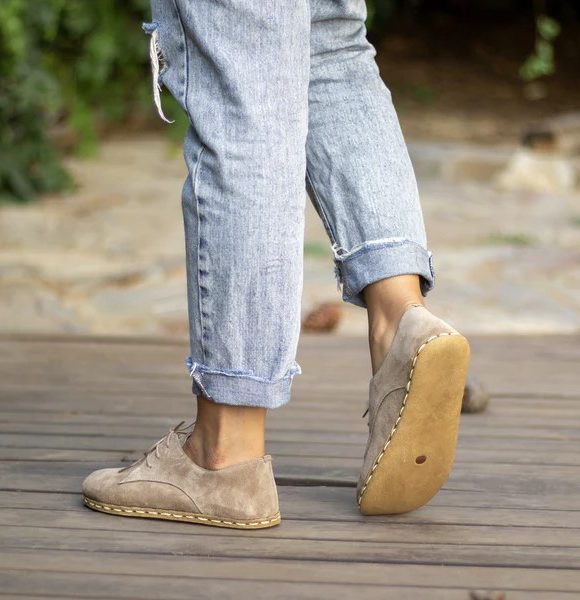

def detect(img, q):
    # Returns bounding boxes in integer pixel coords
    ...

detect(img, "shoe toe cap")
[82,467,124,503]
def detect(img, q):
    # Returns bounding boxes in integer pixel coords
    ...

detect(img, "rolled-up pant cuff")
[185,357,301,409]
[333,239,435,308]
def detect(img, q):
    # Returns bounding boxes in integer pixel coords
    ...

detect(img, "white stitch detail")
[85,497,279,527]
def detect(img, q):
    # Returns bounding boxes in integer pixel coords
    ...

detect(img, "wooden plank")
[0,392,579,420]
[2,394,580,416]
[0,571,420,600]
[2,507,579,548]
[0,424,577,449]
[2,410,580,451]
[1,334,580,398]
[8,455,580,493]
[1,549,580,593]
[3,524,579,568]
[2,569,579,600]
[0,428,576,452]
[1,412,579,440]
[1,483,578,513]
[1,426,579,456]
[0,422,578,451]
[2,407,580,429]
[1,591,576,600]
[0,448,126,461]
[2,442,580,469]
[2,458,577,500]
[0,486,577,529]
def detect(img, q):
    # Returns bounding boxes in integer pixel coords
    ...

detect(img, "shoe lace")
[119,419,195,472]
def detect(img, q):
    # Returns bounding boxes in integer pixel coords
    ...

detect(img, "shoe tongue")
[163,429,186,457]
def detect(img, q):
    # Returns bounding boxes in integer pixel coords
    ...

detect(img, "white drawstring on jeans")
[149,29,174,124]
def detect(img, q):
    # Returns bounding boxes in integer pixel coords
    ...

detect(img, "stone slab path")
[1,134,578,336]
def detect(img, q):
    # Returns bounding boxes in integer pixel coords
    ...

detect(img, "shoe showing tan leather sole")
[83,496,281,529]
[358,333,470,515]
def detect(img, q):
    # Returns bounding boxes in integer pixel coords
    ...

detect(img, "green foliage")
[484,232,536,247]
[304,241,331,258]
[365,0,399,32]
[0,1,567,203]
[0,0,153,202]
[406,83,435,105]
[519,15,561,81]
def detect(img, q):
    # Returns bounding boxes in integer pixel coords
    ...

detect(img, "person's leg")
[364,275,424,374]
[306,0,469,515]
[305,0,434,372]
[146,1,311,467]
[82,0,310,529]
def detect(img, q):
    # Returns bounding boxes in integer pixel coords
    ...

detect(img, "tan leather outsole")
[83,496,281,529]
[358,333,470,515]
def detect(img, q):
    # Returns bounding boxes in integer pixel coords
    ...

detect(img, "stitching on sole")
[357,332,461,506]
[83,497,281,528]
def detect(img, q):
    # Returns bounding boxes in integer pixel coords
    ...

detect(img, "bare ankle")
[182,395,266,470]
[363,276,426,374]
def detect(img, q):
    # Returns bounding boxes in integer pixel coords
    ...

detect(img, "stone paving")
[1,134,578,337]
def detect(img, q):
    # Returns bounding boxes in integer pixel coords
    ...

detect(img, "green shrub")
[0,0,154,202]
[519,15,561,81]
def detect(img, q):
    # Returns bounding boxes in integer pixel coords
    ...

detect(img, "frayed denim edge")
[142,21,159,34]
[331,237,427,264]
[185,356,301,397]
[331,238,436,307]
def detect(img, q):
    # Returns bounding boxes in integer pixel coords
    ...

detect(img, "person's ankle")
[183,427,264,470]
[368,299,425,374]
[182,396,266,470]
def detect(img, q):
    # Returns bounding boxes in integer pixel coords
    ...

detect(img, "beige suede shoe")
[358,305,470,515]
[82,422,281,529]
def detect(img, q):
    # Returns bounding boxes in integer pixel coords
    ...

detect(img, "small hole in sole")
[415,455,427,464]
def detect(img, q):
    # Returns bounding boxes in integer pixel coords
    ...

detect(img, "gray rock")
[462,375,491,414]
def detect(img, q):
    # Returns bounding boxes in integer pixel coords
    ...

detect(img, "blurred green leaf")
[537,15,561,41]
[519,14,561,82]
[484,233,536,247]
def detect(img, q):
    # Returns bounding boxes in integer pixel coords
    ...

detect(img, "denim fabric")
[144,0,435,409]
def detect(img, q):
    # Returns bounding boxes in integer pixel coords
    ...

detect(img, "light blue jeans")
[144,0,435,409]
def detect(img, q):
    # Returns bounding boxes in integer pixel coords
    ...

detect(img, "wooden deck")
[0,332,579,599]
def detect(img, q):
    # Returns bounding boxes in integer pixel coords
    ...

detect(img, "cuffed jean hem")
[186,357,301,409]
[332,239,436,309]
